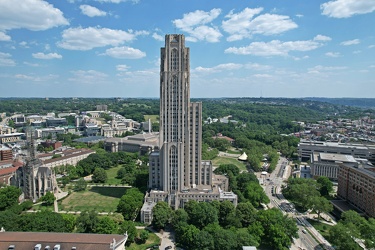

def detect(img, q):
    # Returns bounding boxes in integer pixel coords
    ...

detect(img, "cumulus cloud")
[0,0,68,31]
[194,63,242,73]
[116,64,130,71]
[57,27,144,50]
[14,73,58,82]
[32,52,62,59]
[80,5,107,17]
[314,35,332,41]
[325,52,341,57]
[0,32,11,41]
[173,9,222,42]
[69,70,108,84]
[152,33,164,41]
[95,0,139,3]
[321,0,375,18]
[225,39,321,56]
[0,52,16,66]
[222,8,298,41]
[308,65,347,74]
[245,63,272,71]
[102,46,146,59]
[340,39,360,46]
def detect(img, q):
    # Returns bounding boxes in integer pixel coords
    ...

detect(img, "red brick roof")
[0,232,127,250]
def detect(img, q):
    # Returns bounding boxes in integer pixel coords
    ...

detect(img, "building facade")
[141,35,237,222]
[298,140,375,162]
[337,161,375,218]
[310,152,357,180]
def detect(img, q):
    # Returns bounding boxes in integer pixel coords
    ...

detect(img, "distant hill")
[303,98,375,109]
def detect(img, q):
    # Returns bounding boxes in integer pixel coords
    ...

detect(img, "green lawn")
[212,156,248,172]
[60,186,127,212]
[307,219,333,238]
[127,230,161,250]
[105,165,123,185]
[144,115,159,123]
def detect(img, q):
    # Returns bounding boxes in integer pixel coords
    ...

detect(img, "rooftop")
[0,232,127,250]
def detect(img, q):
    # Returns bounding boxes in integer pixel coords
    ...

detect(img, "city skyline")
[0,0,374,98]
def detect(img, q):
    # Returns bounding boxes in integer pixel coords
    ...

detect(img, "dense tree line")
[152,200,298,250]
[328,210,375,250]
[282,177,333,218]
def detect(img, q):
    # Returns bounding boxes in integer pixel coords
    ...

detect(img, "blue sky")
[0,0,374,98]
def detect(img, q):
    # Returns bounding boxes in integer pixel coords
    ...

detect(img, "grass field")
[105,165,123,185]
[307,219,332,238]
[144,115,159,123]
[212,156,248,172]
[60,186,127,212]
[127,231,161,250]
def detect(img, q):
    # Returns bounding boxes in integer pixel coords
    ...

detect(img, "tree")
[329,222,361,250]
[119,220,137,244]
[117,188,143,220]
[236,202,257,227]
[152,201,172,230]
[185,201,218,229]
[214,164,240,176]
[76,210,99,233]
[317,176,333,196]
[95,216,117,234]
[257,208,298,250]
[61,213,76,232]
[243,182,270,207]
[218,200,239,228]
[310,196,333,220]
[236,228,259,248]
[0,186,21,210]
[74,178,87,192]
[40,192,55,206]
[139,230,149,244]
[92,167,107,183]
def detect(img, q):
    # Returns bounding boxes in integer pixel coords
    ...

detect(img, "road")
[262,157,334,250]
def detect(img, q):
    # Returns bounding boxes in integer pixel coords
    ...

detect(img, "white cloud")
[340,39,360,46]
[314,35,332,41]
[80,5,107,17]
[57,27,142,50]
[253,74,272,78]
[321,0,375,18]
[102,46,146,59]
[23,62,40,67]
[19,41,29,48]
[222,8,298,41]
[308,65,347,72]
[0,0,68,31]
[325,52,341,57]
[296,14,304,18]
[0,52,16,66]
[194,63,242,73]
[69,70,108,84]
[152,33,164,41]
[0,31,11,41]
[370,65,375,68]
[245,63,272,71]
[116,64,130,71]
[173,9,222,43]
[14,73,58,82]
[353,50,361,54]
[225,39,321,56]
[32,52,62,59]
[369,45,375,49]
[95,0,139,3]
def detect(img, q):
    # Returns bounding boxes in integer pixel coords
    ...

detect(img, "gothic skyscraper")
[142,35,236,221]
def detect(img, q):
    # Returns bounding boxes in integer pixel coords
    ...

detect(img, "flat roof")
[0,231,127,250]
[319,153,356,163]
